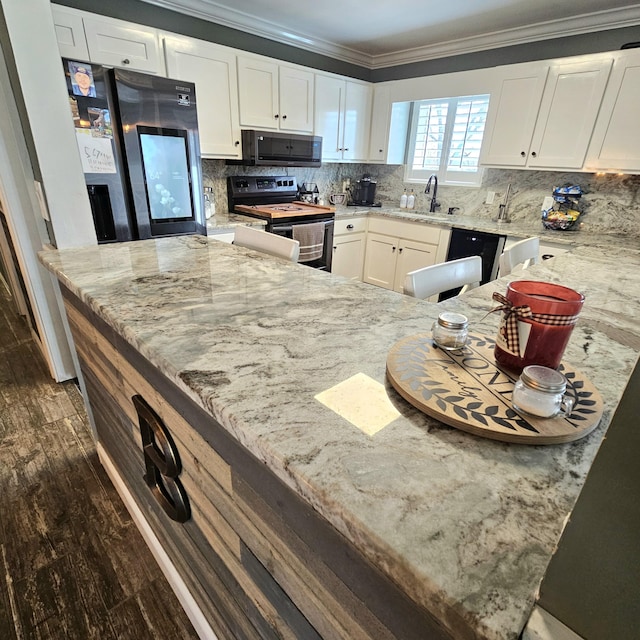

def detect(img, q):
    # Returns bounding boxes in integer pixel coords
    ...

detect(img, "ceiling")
[142,0,640,68]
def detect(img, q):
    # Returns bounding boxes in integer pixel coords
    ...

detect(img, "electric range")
[227,176,335,271]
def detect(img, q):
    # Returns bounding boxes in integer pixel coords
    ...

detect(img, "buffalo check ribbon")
[490,292,580,355]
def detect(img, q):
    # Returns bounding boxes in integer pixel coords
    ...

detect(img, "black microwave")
[240,129,322,167]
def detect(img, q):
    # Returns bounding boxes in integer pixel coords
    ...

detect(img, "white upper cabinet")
[237,56,314,132]
[368,84,391,163]
[527,58,612,169]
[480,63,549,167]
[83,17,164,74]
[164,36,241,158]
[315,74,372,162]
[585,50,640,172]
[50,5,165,74]
[51,5,89,60]
[482,57,612,169]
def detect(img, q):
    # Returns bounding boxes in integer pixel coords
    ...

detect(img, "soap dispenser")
[400,189,408,208]
[407,189,416,209]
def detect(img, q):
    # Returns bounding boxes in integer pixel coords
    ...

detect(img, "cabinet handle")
[398,247,403,253]
[346,224,354,229]
[234,140,240,146]
[379,149,383,153]
[344,148,349,151]
[274,114,279,119]
[531,151,537,158]
[333,246,337,251]
[122,58,130,65]
[282,114,287,120]
[392,246,396,252]
[520,151,526,157]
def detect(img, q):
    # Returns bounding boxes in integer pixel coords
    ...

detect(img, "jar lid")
[437,312,468,330]
[520,365,567,393]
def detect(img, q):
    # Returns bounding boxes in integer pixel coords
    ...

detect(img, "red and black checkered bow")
[490,291,580,355]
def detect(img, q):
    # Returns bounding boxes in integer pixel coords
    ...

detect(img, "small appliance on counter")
[348,174,381,207]
[298,182,320,204]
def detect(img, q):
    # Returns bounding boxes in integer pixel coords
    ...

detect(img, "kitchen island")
[39,235,639,640]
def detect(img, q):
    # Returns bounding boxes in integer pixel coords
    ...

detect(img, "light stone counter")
[336,205,640,251]
[39,236,640,640]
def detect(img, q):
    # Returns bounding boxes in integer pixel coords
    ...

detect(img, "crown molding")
[140,0,640,70]
[369,5,640,69]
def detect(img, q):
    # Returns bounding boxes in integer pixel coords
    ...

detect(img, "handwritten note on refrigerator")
[76,130,117,174]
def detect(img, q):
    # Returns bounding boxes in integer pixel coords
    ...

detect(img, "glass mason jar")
[432,312,469,351]
[512,365,575,418]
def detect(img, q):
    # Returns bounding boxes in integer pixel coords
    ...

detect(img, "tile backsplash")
[202,160,640,238]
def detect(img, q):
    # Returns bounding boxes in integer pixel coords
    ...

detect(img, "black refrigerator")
[62,58,205,242]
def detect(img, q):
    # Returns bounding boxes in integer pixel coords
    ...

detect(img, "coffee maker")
[348,174,381,207]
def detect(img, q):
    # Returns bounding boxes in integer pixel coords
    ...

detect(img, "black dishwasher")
[440,228,506,300]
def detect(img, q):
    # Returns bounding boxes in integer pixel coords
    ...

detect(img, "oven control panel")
[228,176,297,196]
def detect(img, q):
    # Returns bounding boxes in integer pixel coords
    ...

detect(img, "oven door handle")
[270,220,333,233]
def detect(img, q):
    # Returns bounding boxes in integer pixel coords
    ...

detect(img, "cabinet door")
[83,16,164,74]
[237,56,279,129]
[362,233,397,289]
[481,66,549,166]
[586,50,640,171]
[342,81,372,162]
[528,58,612,169]
[368,84,390,163]
[279,66,314,132]
[332,234,365,280]
[51,5,89,60]
[393,239,438,293]
[314,74,345,161]
[165,37,241,158]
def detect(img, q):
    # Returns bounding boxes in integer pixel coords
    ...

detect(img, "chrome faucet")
[497,183,512,223]
[425,174,439,212]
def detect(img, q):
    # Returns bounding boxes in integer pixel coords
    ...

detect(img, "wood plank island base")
[39,234,640,640]
[59,286,451,640]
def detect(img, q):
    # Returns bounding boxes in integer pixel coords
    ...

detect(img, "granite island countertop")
[39,236,640,640]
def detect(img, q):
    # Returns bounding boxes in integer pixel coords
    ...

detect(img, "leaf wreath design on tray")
[555,369,599,422]
[392,333,597,433]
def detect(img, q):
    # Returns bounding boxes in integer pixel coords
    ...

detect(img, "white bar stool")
[404,256,482,300]
[499,237,540,276]
[233,226,300,262]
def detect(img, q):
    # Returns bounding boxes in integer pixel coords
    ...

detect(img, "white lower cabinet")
[362,218,449,294]
[332,218,367,280]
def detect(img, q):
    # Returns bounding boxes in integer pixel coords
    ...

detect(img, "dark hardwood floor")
[0,283,199,639]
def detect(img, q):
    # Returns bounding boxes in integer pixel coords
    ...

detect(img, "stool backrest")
[404,256,482,300]
[233,226,300,262]
[499,237,539,276]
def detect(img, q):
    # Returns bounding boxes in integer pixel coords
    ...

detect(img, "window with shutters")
[405,94,490,186]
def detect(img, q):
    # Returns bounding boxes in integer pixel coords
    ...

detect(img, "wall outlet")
[542,196,554,211]
[486,190,495,204]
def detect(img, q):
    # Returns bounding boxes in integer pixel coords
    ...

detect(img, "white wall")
[1,0,97,250]
[0,42,76,380]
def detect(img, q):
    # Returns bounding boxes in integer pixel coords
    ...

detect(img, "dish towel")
[293,222,324,262]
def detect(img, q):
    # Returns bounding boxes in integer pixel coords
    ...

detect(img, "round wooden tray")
[386,333,603,444]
